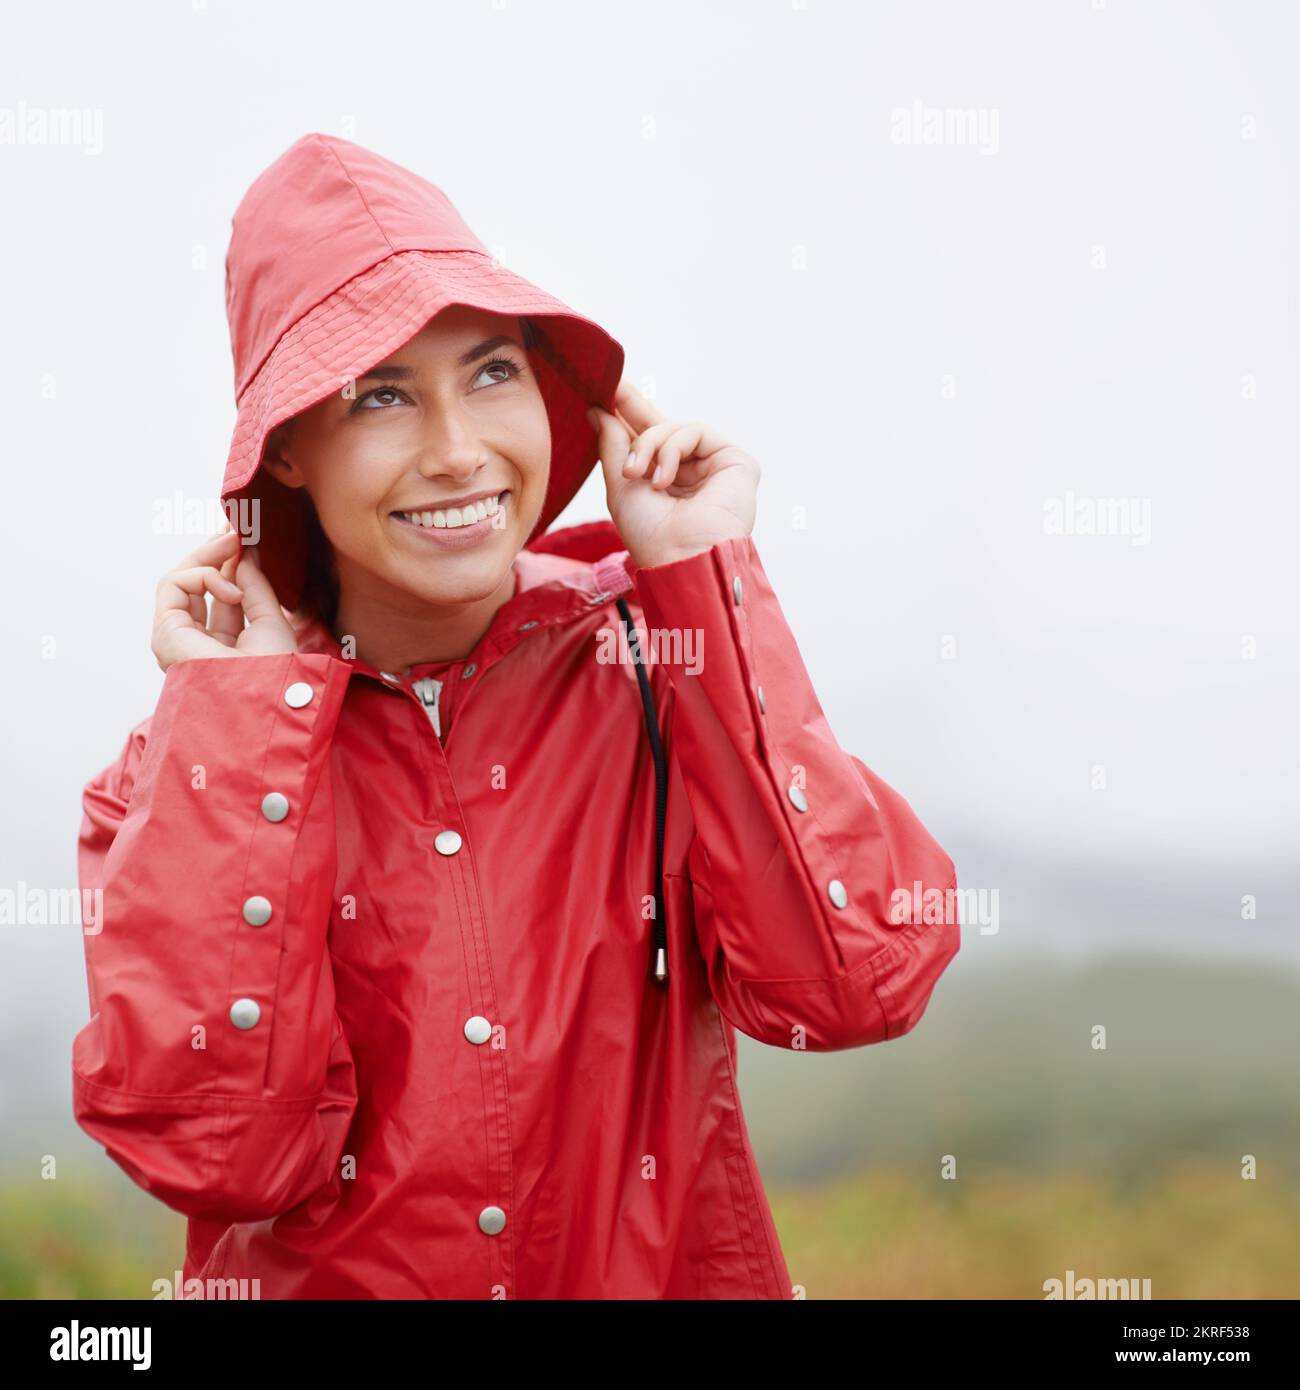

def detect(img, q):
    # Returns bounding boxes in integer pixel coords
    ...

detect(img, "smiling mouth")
[393,490,509,530]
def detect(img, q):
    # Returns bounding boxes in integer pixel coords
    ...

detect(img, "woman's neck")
[331,562,519,673]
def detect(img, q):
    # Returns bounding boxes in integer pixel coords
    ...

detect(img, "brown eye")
[473,355,524,389]
[354,387,408,411]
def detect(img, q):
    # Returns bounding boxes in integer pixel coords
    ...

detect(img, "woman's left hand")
[588,380,759,570]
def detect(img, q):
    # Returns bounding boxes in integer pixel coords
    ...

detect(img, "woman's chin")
[398,550,519,610]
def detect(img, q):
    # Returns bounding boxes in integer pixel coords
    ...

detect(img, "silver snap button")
[380,671,401,684]
[261,792,289,823]
[478,1205,507,1235]
[757,685,766,714]
[434,830,463,856]
[788,784,808,813]
[242,895,272,926]
[828,879,848,909]
[518,620,538,631]
[284,682,313,708]
[462,663,477,679]
[732,576,743,605]
[229,998,261,1030]
[463,1015,492,1045]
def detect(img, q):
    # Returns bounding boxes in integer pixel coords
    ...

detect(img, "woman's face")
[263,305,551,616]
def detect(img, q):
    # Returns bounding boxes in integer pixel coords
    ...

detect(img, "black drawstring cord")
[616,596,669,985]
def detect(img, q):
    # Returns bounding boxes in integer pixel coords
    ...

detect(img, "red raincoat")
[71,135,960,1300]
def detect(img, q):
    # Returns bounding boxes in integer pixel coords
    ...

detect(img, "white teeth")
[401,493,506,529]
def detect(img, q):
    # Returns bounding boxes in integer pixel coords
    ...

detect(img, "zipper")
[411,675,444,740]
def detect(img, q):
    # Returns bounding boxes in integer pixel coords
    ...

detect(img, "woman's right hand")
[152,528,299,672]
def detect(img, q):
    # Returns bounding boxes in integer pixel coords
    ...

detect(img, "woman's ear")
[261,421,307,490]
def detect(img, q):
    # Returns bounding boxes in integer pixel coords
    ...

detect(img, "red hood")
[219,133,623,612]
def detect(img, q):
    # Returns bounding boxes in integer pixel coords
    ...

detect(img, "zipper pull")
[412,676,443,739]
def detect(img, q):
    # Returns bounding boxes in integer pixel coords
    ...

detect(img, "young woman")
[72,133,960,1300]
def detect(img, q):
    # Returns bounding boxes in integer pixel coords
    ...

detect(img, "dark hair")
[299,494,340,629]
[294,314,544,631]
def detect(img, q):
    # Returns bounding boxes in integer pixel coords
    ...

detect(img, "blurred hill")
[739,954,1300,1184]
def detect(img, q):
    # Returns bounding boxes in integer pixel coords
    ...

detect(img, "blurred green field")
[4,1158,1297,1299]
[0,1180,184,1300]
[772,1160,1300,1299]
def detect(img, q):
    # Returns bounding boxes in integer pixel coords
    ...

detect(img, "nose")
[414,399,488,484]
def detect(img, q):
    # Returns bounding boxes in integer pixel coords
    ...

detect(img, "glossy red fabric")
[70,136,961,1300]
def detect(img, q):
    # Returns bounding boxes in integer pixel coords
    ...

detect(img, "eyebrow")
[357,335,522,383]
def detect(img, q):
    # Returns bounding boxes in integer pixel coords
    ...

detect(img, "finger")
[235,545,289,627]
[175,528,241,573]
[206,616,242,648]
[152,611,240,670]
[648,423,706,489]
[208,572,246,642]
[586,405,636,506]
[170,533,241,615]
[613,379,669,435]
[625,421,679,479]
[158,565,243,611]
[208,558,245,644]
[600,394,670,475]
[613,402,639,435]
[161,570,243,631]
[156,568,244,635]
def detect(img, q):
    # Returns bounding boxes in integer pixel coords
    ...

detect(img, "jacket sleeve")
[71,651,358,1224]
[632,535,960,1052]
